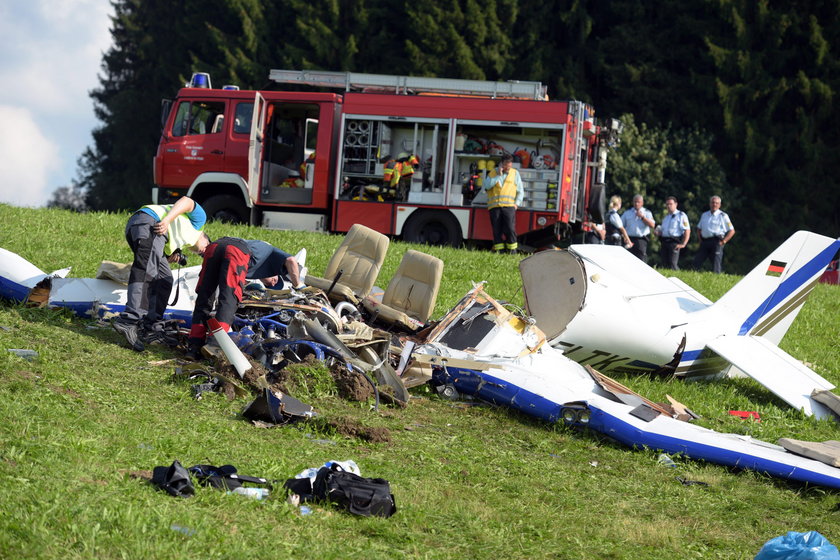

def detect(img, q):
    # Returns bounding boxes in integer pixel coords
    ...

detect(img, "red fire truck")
[153,70,621,247]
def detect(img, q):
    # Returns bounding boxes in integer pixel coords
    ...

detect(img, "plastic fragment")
[8,349,38,360]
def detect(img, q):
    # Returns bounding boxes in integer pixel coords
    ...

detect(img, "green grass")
[1,204,838,559]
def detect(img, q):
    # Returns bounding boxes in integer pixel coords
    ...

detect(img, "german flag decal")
[766,260,786,276]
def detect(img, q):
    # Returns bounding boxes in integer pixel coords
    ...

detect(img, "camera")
[174,251,187,266]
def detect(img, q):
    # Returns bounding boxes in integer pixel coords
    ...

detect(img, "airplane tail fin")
[714,231,839,344]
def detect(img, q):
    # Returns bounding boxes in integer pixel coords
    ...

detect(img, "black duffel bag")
[284,464,397,518]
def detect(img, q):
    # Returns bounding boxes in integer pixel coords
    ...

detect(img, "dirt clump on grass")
[325,415,391,443]
[331,362,374,401]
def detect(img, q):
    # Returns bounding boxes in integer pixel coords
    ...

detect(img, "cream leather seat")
[362,250,443,331]
[305,224,389,304]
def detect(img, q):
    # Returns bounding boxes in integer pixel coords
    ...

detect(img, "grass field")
[1,204,838,559]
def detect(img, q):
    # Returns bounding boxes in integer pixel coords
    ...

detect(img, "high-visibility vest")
[384,156,419,187]
[142,204,204,255]
[383,160,397,184]
[486,169,519,209]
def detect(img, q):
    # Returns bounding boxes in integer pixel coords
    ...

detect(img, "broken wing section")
[0,247,71,301]
[706,335,837,419]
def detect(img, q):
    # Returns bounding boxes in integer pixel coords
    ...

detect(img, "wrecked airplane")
[519,230,840,418]
[406,284,840,489]
[0,247,201,326]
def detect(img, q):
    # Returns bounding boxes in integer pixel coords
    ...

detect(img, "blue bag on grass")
[755,531,840,560]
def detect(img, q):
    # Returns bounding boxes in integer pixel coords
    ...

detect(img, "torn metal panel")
[425,284,545,359]
[812,389,840,418]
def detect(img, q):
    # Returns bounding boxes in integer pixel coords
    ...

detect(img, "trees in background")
[74,0,840,272]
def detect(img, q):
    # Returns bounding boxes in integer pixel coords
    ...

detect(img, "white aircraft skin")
[0,247,201,325]
[0,248,308,329]
[519,231,840,418]
[413,285,840,490]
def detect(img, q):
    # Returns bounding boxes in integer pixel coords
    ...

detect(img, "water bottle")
[231,487,269,500]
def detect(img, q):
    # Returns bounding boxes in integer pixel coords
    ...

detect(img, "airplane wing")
[706,334,836,419]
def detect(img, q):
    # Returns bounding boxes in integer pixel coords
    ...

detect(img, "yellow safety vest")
[142,204,203,255]
[486,169,519,209]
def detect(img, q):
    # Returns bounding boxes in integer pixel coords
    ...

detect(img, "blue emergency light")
[222,85,240,91]
[189,72,212,88]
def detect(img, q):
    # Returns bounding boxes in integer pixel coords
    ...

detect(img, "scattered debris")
[7,349,38,360]
[283,462,397,518]
[169,524,196,537]
[777,439,840,468]
[675,476,709,487]
[657,454,678,468]
[728,410,761,422]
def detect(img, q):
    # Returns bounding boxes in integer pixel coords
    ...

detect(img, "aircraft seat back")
[306,224,389,303]
[381,250,444,323]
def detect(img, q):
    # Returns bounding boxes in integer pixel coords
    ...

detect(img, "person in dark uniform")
[605,195,633,248]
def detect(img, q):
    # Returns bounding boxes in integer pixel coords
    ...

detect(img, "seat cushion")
[305,276,361,304]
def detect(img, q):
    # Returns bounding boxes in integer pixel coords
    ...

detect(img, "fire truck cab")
[153,70,619,247]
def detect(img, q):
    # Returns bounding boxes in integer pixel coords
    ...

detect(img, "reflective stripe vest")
[383,155,419,187]
[142,204,204,256]
[486,168,519,209]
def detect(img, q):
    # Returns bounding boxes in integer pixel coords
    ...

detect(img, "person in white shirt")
[655,196,691,270]
[621,194,655,263]
[604,195,633,248]
[693,195,735,273]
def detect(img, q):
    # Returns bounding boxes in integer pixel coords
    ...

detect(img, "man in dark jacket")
[186,238,303,359]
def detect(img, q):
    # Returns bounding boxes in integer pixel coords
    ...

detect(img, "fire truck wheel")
[403,210,462,247]
[201,195,248,223]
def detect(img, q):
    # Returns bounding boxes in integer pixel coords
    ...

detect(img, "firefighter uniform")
[485,164,524,252]
[383,153,419,200]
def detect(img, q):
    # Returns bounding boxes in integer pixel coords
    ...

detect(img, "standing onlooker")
[621,194,655,263]
[693,195,735,273]
[605,195,633,248]
[656,196,691,270]
[484,154,524,254]
[584,221,606,244]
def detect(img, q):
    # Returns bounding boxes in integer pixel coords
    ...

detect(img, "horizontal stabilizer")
[706,335,835,419]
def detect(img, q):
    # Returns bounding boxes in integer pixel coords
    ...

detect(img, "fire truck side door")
[162,99,227,189]
[247,92,266,201]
